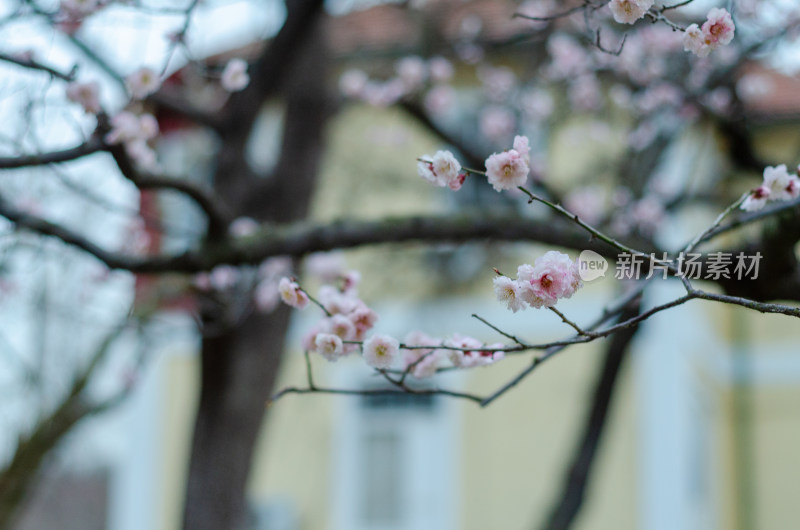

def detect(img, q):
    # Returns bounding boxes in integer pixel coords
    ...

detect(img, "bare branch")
[0,137,104,169]
[0,51,77,82]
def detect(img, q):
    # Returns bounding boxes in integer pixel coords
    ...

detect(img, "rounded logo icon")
[578,250,608,282]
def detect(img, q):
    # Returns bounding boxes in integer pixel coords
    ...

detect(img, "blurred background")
[1,0,800,529]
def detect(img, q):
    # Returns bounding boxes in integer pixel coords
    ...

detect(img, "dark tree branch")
[220,0,326,135]
[0,51,76,81]
[0,137,104,169]
[539,301,642,530]
[0,324,131,527]
[105,142,231,236]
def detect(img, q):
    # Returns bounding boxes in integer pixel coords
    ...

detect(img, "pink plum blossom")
[125,67,161,100]
[124,140,159,171]
[763,164,799,201]
[512,135,530,166]
[446,334,504,368]
[65,81,101,114]
[417,150,462,188]
[221,59,250,92]
[741,185,770,212]
[683,24,711,58]
[608,0,653,25]
[684,9,735,57]
[350,305,378,338]
[326,314,357,341]
[515,252,582,308]
[278,277,309,309]
[315,333,344,361]
[485,149,529,192]
[402,331,443,378]
[493,276,526,313]
[702,8,735,46]
[363,334,400,369]
[741,164,800,212]
[105,111,159,145]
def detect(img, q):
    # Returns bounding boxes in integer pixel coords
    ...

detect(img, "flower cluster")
[494,251,582,312]
[278,277,310,310]
[683,8,735,57]
[417,150,465,190]
[608,0,654,25]
[282,273,383,365]
[105,111,161,171]
[279,271,508,375]
[417,135,531,193]
[402,331,505,378]
[741,164,800,212]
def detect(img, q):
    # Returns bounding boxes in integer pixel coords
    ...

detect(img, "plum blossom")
[417,150,463,188]
[350,305,378,339]
[124,140,159,171]
[741,185,770,212]
[125,67,161,100]
[402,331,443,378]
[326,314,357,341]
[278,277,309,309]
[65,81,101,114]
[105,111,159,145]
[221,58,250,92]
[684,9,735,57]
[493,276,526,313]
[363,334,399,369]
[741,164,800,211]
[763,164,799,201]
[506,252,582,310]
[608,0,653,25]
[485,146,529,192]
[105,111,160,170]
[683,24,711,58]
[315,333,344,361]
[512,135,530,166]
[446,334,505,368]
[702,8,735,46]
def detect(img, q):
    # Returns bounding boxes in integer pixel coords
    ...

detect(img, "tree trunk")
[181,14,329,530]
